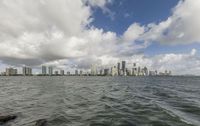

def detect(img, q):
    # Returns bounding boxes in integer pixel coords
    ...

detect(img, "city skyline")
[1,61,172,76]
[0,0,200,75]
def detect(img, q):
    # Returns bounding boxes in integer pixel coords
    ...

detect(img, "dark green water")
[0,76,200,126]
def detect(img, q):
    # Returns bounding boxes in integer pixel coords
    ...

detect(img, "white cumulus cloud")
[141,0,200,45]
[0,0,145,69]
[0,0,200,75]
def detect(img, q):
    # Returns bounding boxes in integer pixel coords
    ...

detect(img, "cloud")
[150,49,199,73]
[0,0,91,60]
[0,0,146,70]
[123,23,145,42]
[125,49,200,75]
[0,0,200,75]
[40,48,200,75]
[141,0,200,45]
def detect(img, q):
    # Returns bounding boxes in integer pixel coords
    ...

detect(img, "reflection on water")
[0,76,200,126]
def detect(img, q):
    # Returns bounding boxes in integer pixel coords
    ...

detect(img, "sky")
[0,0,200,75]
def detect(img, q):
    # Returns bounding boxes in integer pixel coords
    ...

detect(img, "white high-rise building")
[111,66,118,76]
[6,68,17,76]
[91,64,97,76]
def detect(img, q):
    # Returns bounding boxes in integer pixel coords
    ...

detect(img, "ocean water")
[0,76,200,126]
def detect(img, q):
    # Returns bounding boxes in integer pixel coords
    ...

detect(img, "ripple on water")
[0,76,200,126]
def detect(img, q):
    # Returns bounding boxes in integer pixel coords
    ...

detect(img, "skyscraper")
[27,67,32,75]
[22,67,26,76]
[67,71,70,76]
[48,66,53,76]
[60,70,64,76]
[91,64,97,76]
[111,66,118,76]
[169,71,172,75]
[75,70,78,76]
[122,61,126,75]
[104,69,109,76]
[138,67,141,76]
[99,69,103,76]
[54,71,59,75]
[22,67,32,76]
[125,68,130,76]
[42,66,47,75]
[6,68,17,76]
[132,63,137,76]
[117,62,120,75]
[143,66,148,76]
[80,70,83,76]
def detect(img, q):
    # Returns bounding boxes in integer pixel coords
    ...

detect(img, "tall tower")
[80,70,83,76]
[75,70,78,76]
[27,67,32,75]
[91,64,97,76]
[117,62,120,75]
[22,67,32,76]
[60,70,65,76]
[122,61,126,75]
[111,66,118,76]
[143,66,148,76]
[48,66,53,76]
[22,67,26,76]
[132,63,137,76]
[138,67,141,76]
[42,66,47,75]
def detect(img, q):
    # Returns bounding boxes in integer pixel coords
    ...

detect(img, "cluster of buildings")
[1,68,18,76]
[0,61,172,76]
[22,67,32,76]
[41,67,84,76]
[40,66,67,76]
[1,67,33,76]
[90,61,172,76]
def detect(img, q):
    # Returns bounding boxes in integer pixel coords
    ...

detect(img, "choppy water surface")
[0,76,200,126]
